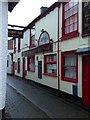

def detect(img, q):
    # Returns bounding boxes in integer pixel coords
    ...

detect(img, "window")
[27,56,35,72]
[17,58,20,73]
[44,54,57,77]
[39,31,50,46]
[14,38,16,53]
[30,28,36,48]
[18,38,20,52]
[61,51,78,82]
[62,0,79,39]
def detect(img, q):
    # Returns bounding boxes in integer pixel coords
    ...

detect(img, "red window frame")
[18,38,20,52]
[44,54,57,77]
[62,0,79,41]
[14,38,16,53]
[61,50,78,83]
[27,56,35,72]
[17,58,20,73]
[30,29,36,48]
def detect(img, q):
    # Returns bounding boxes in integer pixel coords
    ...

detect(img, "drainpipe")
[58,3,60,91]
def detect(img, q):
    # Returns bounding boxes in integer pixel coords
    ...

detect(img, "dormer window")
[39,31,50,46]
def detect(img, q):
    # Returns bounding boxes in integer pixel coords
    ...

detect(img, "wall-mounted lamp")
[41,29,44,32]
[50,39,53,43]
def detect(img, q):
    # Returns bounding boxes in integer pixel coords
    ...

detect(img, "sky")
[8,0,57,27]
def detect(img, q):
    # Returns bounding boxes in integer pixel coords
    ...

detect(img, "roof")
[8,0,20,12]
[23,2,61,32]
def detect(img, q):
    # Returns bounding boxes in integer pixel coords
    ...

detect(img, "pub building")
[0,1,20,119]
[7,0,90,109]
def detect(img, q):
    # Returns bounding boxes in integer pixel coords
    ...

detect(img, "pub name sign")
[8,29,23,38]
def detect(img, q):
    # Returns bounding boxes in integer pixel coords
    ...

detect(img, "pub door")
[82,55,90,108]
[38,61,42,79]
[22,58,26,80]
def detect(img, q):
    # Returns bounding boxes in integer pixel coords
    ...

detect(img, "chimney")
[40,6,48,14]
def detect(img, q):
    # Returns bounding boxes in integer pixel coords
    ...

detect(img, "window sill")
[61,77,77,83]
[43,73,57,77]
[61,31,79,41]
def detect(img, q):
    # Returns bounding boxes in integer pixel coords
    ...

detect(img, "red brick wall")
[8,39,13,50]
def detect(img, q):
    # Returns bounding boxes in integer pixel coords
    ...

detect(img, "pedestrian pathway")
[7,75,89,118]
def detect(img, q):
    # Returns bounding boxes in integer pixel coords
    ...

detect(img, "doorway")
[38,61,42,79]
[22,58,26,80]
[82,55,90,107]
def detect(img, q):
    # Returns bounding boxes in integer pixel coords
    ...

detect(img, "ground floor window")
[27,56,35,72]
[44,54,57,76]
[17,58,20,73]
[61,51,78,82]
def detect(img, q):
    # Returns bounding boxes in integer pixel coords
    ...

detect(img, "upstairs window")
[62,0,79,39]
[30,28,36,48]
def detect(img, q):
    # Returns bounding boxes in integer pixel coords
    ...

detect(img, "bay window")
[44,54,57,77]
[61,51,78,82]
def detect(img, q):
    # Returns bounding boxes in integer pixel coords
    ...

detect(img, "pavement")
[6,75,90,118]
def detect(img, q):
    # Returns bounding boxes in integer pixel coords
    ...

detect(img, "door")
[82,55,90,107]
[12,62,15,76]
[38,61,42,79]
[22,58,26,80]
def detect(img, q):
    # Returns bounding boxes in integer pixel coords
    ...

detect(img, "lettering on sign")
[8,29,23,38]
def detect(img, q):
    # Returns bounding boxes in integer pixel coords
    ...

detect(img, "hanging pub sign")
[8,29,23,38]
[83,2,90,35]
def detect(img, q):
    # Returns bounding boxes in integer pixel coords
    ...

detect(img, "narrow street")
[6,75,89,119]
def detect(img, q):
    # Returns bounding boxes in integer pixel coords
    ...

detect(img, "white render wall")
[26,53,58,89]
[0,2,8,109]
[35,8,58,42]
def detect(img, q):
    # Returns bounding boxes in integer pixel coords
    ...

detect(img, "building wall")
[0,1,8,110]
[26,52,58,89]
[35,8,58,42]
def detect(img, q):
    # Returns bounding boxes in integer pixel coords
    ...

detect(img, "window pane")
[46,64,57,74]
[64,67,76,79]
[70,16,74,24]
[65,3,69,11]
[65,18,69,26]
[74,22,77,31]
[65,26,70,34]
[73,14,77,22]
[69,1,74,8]
[73,5,78,14]
[70,24,73,32]
[65,54,76,66]
[74,0,78,5]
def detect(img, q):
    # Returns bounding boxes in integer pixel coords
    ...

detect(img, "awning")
[77,47,90,54]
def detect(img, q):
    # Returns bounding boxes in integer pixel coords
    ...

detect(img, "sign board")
[8,29,23,38]
[22,43,53,57]
[83,2,90,35]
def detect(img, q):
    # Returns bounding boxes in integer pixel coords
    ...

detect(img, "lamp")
[50,39,53,43]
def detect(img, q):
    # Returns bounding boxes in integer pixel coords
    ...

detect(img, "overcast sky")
[8,0,57,27]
